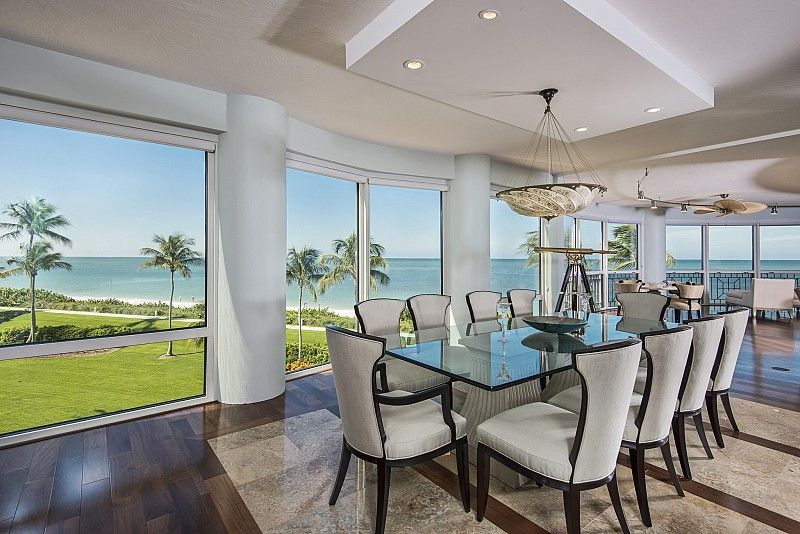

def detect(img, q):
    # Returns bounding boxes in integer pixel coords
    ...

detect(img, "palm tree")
[2,242,72,342]
[667,250,677,269]
[518,230,540,268]
[139,233,203,358]
[608,224,637,270]
[286,247,326,361]
[319,232,390,297]
[0,198,72,248]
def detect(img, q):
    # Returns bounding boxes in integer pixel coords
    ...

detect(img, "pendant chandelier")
[496,88,606,220]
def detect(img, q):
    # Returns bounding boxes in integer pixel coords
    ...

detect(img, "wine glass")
[497,302,511,342]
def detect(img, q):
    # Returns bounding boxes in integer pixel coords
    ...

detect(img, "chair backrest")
[710,308,749,391]
[354,298,406,336]
[678,316,725,412]
[795,287,800,300]
[326,326,386,458]
[614,280,642,296]
[750,278,795,309]
[570,339,642,485]
[617,292,669,321]
[466,291,501,323]
[637,326,694,443]
[676,283,705,300]
[507,289,537,317]
[407,294,451,330]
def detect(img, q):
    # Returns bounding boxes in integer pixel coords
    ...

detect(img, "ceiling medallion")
[495,88,606,220]
[636,169,768,217]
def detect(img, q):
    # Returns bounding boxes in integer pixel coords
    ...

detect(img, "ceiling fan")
[692,195,768,217]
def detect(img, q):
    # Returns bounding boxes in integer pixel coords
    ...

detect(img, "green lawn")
[0,339,205,435]
[0,309,330,435]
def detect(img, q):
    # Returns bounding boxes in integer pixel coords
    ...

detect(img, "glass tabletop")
[384,313,677,391]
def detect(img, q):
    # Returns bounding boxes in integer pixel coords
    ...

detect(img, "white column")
[444,154,491,323]
[642,208,667,283]
[541,217,568,314]
[217,94,287,404]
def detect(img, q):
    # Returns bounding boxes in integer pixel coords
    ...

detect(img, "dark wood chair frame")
[406,293,451,332]
[621,325,691,527]
[465,290,502,323]
[671,315,722,479]
[506,288,538,318]
[326,326,469,534]
[704,309,744,448]
[475,339,642,534]
[670,282,704,323]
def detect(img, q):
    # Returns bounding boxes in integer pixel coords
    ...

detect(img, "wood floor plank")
[43,516,79,534]
[80,430,108,485]
[46,457,82,525]
[105,425,131,458]
[1,446,35,475]
[56,437,82,463]
[10,477,54,534]
[78,479,112,534]
[204,474,259,534]
[137,464,175,522]
[167,477,201,532]
[26,440,59,483]
[110,495,145,534]
[0,471,27,522]
[108,453,136,503]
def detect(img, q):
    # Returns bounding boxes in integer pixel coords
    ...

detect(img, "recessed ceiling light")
[644,107,662,113]
[479,9,499,20]
[574,126,589,133]
[403,59,424,70]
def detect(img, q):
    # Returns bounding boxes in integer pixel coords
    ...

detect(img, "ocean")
[0,257,797,311]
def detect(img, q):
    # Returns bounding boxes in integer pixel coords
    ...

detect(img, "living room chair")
[326,326,469,534]
[725,278,795,322]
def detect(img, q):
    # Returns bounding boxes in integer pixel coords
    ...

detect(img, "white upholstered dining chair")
[407,294,451,331]
[617,292,670,321]
[613,280,643,315]
[668,283,705,322]
[507,288,538,317]
[465,291,501,323]
[476,338,643,534]
[355,298,447,393]
[706,308,749,448]
[671,315,725,479]
[326,326,469,534]
[549,325,693,527]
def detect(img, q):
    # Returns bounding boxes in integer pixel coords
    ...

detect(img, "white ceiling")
[347,0,712,138]
[1,0,799,207]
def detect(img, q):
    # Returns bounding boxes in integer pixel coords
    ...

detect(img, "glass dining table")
[385,313,677,392]
[383,312,678,487]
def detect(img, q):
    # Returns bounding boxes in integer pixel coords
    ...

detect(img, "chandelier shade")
[496,88,606,219]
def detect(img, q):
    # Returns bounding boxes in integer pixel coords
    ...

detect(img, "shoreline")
[286,305,355,318]
[68,296,202,309]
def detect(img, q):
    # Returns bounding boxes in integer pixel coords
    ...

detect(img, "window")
[0,115,211,438]
[709,226,753,270]
[607,223,638,271]
[578,219,603,272]
[490,200,540,295]
[759,226,800,272]
[667,226,702,271]
[286,169,357,373]
[370,185,441,333]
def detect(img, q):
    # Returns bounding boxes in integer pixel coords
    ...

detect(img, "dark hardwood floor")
[0,316,797,533]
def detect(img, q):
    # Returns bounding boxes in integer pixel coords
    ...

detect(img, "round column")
[217,94,287,403]
[642,208,667,283]
[445,154,491,324]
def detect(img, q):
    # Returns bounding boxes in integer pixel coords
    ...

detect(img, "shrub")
[285,307,355,329]
[0,325,138,345]
[285,342,329,372]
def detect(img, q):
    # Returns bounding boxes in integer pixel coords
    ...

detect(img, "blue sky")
[0,119,206,257]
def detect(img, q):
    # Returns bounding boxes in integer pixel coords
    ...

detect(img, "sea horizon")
[1,256,798,312]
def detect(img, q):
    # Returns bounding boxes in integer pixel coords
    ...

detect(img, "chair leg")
[660,441,684,497]
[706,392,725,448]
[375,462,391,534]
[629,446,652,527]
[692,413,714,459]
[617,305,621,316]
[455,441,470,512]
[720,392,740,433]
[672,414,691,479]
[329,437,352,505]
[476,443,490,522]
[562,490,581,534]
[606,472,630,534]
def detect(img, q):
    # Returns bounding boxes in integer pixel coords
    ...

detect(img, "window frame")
[0,99,218,447]
[285,155,448,378]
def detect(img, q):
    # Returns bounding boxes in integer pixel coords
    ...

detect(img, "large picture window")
[490,200,540,295]
[759,226,800,272]
[0,115,211,439]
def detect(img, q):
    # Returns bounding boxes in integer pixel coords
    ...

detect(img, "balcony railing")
[607,271,639,305]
